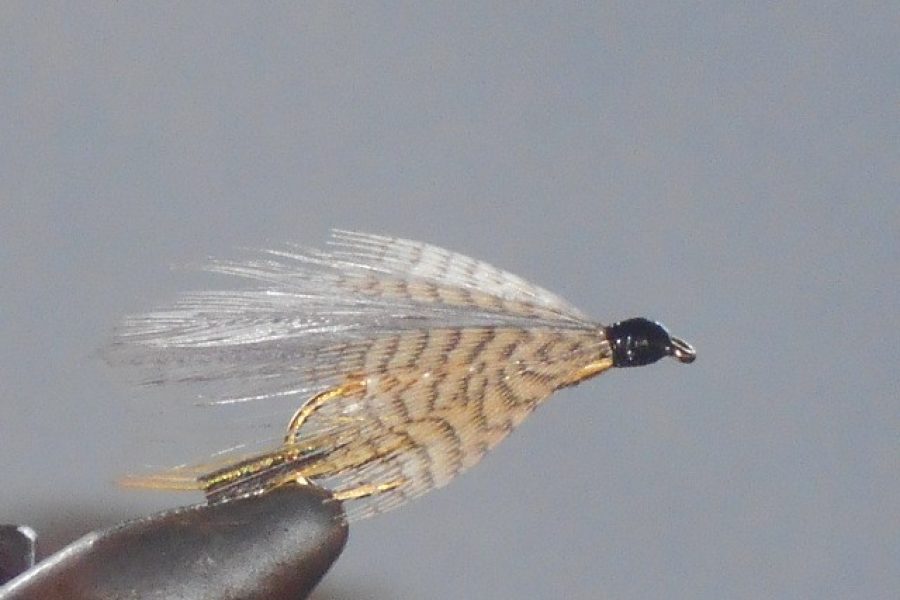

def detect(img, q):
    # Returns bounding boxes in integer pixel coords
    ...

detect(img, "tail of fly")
[119,445,325,503]
[119,468,209,492]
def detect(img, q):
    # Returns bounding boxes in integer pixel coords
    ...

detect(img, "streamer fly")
[112,231,695,520]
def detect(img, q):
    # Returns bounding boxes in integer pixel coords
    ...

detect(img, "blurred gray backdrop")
[1,3,898,599]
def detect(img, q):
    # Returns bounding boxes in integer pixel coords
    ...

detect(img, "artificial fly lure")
[112,230,695,521]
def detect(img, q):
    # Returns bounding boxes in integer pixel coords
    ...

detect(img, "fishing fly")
[113,230,695,520]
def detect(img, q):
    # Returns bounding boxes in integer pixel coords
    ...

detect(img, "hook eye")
[668,336,696,364]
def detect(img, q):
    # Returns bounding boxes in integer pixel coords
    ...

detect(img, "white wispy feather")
[111,230,594,407]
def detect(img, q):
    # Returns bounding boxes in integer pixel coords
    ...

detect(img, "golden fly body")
[113,230,695,521]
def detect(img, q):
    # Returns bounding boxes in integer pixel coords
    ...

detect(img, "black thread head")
[605,317,696,368]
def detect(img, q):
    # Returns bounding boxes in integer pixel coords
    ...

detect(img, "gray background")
[2,3,898,599]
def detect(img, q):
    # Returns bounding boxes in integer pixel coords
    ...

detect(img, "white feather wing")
[110,231,593,407]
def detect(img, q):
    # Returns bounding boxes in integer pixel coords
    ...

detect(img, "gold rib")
[200,445,303,491]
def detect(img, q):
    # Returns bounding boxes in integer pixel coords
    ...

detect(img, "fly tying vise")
[112,230,695,521]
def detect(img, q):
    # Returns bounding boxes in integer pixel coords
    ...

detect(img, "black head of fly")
[605,317,696,368]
